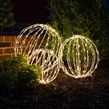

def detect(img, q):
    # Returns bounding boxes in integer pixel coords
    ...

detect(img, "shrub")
[0,0,15,33]
[48,0,109,67]
[0,54,41,95]
[48,0,106,38]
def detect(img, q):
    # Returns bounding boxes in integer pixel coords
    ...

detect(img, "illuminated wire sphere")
[59,35,100,78]
[15,24,61,57]
[29,49,60,84]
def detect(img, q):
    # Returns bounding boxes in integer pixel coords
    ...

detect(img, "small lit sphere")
[29,49,60,84]
[59,35,100,78]
[15,24,61,57]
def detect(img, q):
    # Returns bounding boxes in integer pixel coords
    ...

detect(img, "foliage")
[48,0,105,37]
[0,54,41,95]
[48,0,109,66]
[0,0,15,33]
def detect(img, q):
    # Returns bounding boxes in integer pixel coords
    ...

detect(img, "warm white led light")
[29,49,60,84]
[14,23,100,82]
[59,35,100,78]
[15,24,61,57]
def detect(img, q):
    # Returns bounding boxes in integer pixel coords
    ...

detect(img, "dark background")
[3,0,109,35]
[12,0,49,23]
[3,0,49,35]
[11,0,109,23]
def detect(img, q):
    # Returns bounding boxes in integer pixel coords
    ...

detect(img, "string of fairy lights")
[58,35,100,78]
[15,24,100,84]
[29,49,60,84]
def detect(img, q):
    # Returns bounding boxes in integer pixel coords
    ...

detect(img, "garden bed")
[0,68,109,109]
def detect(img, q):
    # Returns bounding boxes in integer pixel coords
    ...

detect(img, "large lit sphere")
[29,49,60,84]
[59,35,100,78]
[15,24,61,57]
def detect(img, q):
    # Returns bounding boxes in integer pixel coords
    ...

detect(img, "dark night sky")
[12,0,49,23]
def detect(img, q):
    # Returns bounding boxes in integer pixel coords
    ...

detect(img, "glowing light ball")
[59,35,100,78]
[29,49,60,84]
[15,24,61,57]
